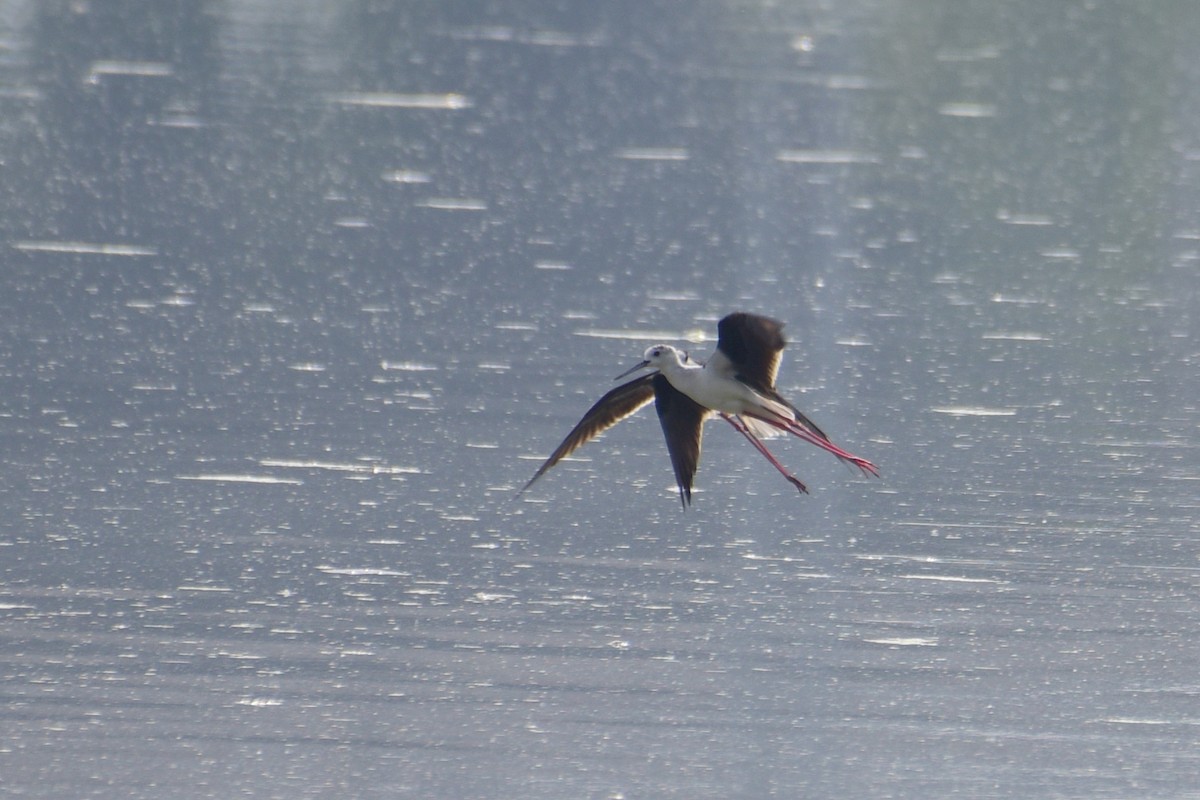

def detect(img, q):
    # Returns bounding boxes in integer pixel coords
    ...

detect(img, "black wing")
[716,312,787,393]
[519,373,656,495]
[653,373,709,508]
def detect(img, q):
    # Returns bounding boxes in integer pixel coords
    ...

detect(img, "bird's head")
[614,344,683,380]
[643,344,683,367]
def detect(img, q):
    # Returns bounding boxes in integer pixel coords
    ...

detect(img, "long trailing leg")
[720,413,808,494]
[745,411,880,478]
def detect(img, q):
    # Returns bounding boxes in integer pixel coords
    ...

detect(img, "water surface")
[2,2,1198,798]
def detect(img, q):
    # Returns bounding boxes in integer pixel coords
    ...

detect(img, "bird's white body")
[643,344,794,430]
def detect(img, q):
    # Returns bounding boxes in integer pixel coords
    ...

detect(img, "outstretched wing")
[518,373,656,495]
[713,312,831,442]
[712,312,787,393]
[653,373,709,508]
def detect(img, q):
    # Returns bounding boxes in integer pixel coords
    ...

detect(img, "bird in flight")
[519,312,878,507]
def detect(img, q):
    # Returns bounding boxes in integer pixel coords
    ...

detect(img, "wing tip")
[678,485,692,510]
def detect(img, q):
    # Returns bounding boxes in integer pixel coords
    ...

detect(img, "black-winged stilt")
[519,312,879,507]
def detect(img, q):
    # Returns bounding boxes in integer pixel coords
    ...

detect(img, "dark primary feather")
[716,312,786,393]
[652,373,709,508]
[518,373,656,495]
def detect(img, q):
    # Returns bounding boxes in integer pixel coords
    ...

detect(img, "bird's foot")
[845,456,880,478]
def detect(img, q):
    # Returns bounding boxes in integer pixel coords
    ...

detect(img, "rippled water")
[2,2,1198,798]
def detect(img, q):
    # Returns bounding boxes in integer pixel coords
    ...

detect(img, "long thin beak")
[614,360,651,381]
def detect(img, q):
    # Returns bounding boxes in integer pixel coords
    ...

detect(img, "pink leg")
[745,412,880,478]
[720,413,808,494]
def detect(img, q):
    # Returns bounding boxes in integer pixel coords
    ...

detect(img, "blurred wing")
[653,373,709,508]
[518,374,656,494]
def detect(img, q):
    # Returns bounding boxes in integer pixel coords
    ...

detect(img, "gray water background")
[2,2,1198,798]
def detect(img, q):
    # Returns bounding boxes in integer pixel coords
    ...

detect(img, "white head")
[642,344,684,367]
[614,344,687,380]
